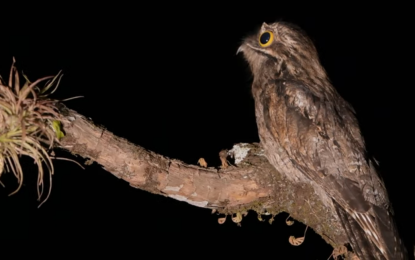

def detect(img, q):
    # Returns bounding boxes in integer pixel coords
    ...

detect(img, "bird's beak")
[236,45,244,55]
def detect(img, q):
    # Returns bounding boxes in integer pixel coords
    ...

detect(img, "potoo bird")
[237,22,407,260]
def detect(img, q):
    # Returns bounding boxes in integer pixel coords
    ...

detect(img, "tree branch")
[59,106,348,248]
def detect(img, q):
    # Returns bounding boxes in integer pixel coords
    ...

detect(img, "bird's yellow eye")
[259,31,274,47]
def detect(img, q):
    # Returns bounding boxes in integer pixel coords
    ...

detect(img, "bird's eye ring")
[259,31,274,47]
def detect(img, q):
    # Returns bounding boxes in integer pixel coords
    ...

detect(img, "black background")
[1,4,413,259]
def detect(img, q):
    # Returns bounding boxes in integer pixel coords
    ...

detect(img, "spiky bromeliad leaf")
[0,58,66,207]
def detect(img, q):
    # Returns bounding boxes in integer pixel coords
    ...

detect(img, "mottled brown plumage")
[238,21,407,260]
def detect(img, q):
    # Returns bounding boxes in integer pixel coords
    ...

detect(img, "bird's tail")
[334,201,408,260]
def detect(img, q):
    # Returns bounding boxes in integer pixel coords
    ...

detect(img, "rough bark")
[58,106,349,249]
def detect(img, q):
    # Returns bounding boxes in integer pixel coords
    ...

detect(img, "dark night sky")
[1,4,413,258]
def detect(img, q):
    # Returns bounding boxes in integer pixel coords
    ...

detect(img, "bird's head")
[237,22,324,81]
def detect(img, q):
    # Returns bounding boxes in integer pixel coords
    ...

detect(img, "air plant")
[0,58,65,207]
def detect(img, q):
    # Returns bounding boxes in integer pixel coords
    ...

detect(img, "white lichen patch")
[164,184,183,192]
[228,143,251,164]
[168,194,208,207]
